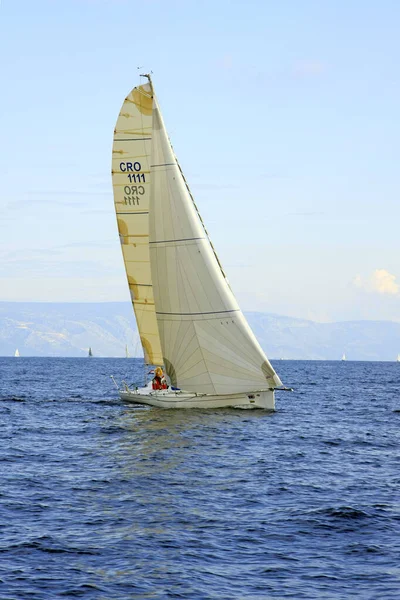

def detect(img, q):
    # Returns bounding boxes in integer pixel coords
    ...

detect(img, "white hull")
[120,385,275,410]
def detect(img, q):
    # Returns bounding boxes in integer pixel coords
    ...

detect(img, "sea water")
[0,358,399,599]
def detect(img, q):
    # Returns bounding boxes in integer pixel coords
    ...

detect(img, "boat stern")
[246,390,275,410]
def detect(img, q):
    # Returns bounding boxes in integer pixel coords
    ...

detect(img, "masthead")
[140,72,153,83]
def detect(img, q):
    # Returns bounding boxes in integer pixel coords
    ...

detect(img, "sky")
[1,0,400,322]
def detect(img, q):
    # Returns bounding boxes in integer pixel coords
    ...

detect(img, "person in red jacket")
[152,367,168,390]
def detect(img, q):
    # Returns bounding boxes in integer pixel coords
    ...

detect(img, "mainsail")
[112,83,163,365]
[148,90,282,395]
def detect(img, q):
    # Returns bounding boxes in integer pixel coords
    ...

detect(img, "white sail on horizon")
[14,349,20,357]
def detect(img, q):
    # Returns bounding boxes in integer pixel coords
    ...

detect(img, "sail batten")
[148,94,282,394]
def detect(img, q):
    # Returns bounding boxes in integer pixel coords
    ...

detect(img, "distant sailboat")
[342,353,346,361]
[14,349,20,357]
[125,344,130,358]
[397,354,400,362]
[88,347,93,357]
[111,75,283,409]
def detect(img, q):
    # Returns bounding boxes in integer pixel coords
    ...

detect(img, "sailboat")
[342,353,346,361]
[125,344,130,358]
[14,349,20,357]
[111,75,283,409]
[88,347,93,357]
[396,354,400,362]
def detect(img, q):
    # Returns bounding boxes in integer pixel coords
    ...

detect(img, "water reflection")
[110,405,275,472]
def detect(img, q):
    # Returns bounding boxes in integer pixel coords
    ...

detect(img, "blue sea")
[0,358,399,599]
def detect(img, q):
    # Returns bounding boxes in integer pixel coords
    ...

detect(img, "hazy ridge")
[1,302,399,360]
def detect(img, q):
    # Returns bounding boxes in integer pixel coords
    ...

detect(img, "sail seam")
[150,237,205,244]
[114,138,152,141]
[181,243,218,322]
[177,356,212,378]
[197,317,258,365]
[150,162,176,167]
[116,212,149,215]
[172,251,211,387]
[156,310,240,316]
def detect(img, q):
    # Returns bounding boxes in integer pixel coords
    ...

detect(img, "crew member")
[152,367,168,390]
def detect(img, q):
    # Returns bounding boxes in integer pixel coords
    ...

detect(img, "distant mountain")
[0,302,139,358]
[0,302,399,360]
[245,312,400,361]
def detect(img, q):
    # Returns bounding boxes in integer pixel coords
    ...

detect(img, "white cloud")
[353,269,399,295]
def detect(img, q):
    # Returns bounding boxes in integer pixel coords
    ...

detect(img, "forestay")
[149,94,282,395]
[112,83,163,365]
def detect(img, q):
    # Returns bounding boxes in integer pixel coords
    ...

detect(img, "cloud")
[353,269,399,295]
